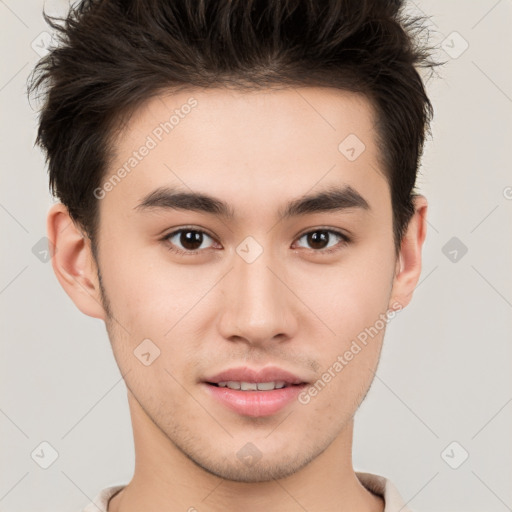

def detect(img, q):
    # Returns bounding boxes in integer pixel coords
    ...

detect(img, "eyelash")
[161,226,351,256]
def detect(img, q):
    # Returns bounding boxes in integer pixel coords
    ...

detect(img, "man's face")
[94,87,399,482]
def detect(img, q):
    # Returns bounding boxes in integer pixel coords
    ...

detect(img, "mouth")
[201,366,310,416]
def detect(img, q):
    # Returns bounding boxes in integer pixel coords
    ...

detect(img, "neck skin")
[108,391,384,512]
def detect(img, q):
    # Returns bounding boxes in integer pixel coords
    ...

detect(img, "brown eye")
[306,231,329,250]
[165,229,215,253]
[295,229,349,253]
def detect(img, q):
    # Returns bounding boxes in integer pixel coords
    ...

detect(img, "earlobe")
[388,195,428,311]
[47,203,106,320]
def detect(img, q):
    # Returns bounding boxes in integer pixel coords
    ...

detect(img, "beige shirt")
[82,472,413,512]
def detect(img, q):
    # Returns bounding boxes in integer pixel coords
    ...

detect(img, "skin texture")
[48,86,427,512]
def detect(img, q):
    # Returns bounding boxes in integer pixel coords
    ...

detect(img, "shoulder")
[81,485,126,512]
[356,472,414,512]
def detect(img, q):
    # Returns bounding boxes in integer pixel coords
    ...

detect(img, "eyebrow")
[134,184,370,220]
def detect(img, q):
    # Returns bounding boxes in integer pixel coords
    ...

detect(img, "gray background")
[1,1,511,511]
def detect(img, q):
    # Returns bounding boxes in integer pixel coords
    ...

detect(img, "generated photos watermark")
[298,300,403,405]
[93,97,198,199]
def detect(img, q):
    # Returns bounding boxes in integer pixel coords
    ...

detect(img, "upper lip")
[204,366,308,385]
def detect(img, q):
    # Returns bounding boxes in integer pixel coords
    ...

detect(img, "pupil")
[308,231,329,250]
[181,230,203,250]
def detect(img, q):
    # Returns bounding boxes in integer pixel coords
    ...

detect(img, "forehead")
[102,86,389,223]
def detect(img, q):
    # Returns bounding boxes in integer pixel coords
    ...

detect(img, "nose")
[217,244,299,346]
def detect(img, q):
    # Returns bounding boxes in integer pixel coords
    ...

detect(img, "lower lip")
[202,383,307,417]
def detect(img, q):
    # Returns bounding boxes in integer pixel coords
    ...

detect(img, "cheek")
[305,246,395,339]
[300,289,387,414]
[98,240,203,337]
[301,242,394,392]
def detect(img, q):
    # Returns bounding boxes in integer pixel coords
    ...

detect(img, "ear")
[388,194,428,311]
[47,203,106,320]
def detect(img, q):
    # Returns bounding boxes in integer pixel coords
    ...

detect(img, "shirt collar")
[83,473,411,512]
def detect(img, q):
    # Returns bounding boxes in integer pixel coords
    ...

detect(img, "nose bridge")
[218,241,296,343]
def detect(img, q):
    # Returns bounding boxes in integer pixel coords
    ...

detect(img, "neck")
[109,393,384,512]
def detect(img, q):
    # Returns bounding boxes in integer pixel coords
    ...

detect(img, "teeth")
[216,381,287,391]
[255,382,278,391]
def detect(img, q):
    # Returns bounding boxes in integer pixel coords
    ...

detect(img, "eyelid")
[164,225,216,239]
[295,226,350,241]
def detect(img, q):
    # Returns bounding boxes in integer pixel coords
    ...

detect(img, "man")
[28,0,436,510]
